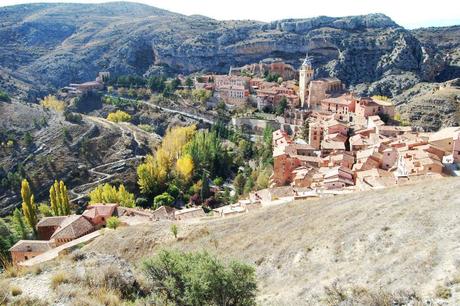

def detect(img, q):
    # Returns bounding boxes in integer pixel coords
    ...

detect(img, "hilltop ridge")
[0,2,458,103]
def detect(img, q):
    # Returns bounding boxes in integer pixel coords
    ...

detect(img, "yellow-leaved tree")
[49,180,71,216]
[137,125,196,196]
[21,179,38,236]
[40,95,66,112]
[176,154,194,183]
[107,110,131,123]
[89,183,135,208]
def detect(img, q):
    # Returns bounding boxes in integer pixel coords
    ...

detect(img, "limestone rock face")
[1,2,458,101]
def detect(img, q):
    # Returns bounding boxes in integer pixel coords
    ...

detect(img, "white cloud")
[1,0,460,29]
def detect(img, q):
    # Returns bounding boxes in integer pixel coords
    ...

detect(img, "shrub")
[170,224,178,239]
[435,285,451,299]
[107,110,131,123]
[106,216,121,229]
[153,192,174,209]
[51,271,69,290]
[142,250,257,306]
[70,249,86,262]
[10,285,22,296]
[135,197,149,208]
[213,177,224,187]
[64,111,83,124]
[138,124,154,133]
[0,90,11,102]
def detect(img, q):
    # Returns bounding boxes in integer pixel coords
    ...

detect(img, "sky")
[1,0,460,29]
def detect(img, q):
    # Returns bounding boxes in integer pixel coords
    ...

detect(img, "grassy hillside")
[84,177,460,304]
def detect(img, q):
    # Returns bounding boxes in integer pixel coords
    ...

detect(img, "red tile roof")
[50,215,94,240]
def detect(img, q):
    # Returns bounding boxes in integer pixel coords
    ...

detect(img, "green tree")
[38,203,53,217]
[142,250,257,306]
[185,130,230,179]
[233,173,245,196]
[20,179,38,236]
[12,208,29,239]
[275,97,288,115]
[185,77,194,88]
[243,176,254,195]
[0,218,15,260]
[153,192,174,209]
[200,171,210,201]
[23,132,33,147]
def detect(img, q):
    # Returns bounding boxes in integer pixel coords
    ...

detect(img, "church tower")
[299,53,314,108]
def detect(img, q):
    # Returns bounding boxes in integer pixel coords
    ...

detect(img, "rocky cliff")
[0,2,458,100]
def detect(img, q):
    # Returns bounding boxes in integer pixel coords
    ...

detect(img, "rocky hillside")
[4,177,460,305]
[0,2,458,101]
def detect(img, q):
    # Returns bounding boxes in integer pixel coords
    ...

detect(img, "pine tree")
[21,179,38,236]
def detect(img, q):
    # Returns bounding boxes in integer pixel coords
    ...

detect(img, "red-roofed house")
[36,216,67,240]
[9,240,54,266]
[83,203,118,228]
[51,215,95,246]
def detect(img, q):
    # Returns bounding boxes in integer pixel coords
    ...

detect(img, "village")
[8,54,460,267]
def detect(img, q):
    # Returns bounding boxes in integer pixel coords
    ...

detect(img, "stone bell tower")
[299,53,314,108]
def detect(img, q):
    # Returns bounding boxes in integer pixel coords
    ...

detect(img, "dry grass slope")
[84,177,460,304]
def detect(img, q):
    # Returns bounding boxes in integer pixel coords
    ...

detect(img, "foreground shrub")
[435,285,452,299]
[142,250,257,306]
[10,285,22,296]
[323,282,421,306]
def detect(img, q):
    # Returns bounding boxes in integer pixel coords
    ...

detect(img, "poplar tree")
[49,180,70,216]
[21,179,38,236]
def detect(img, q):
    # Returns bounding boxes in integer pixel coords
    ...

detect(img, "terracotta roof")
[83,203,118,219]
[322,94,354,106]
[50,215,94,240]
[9,240,54,252]
[429,127,460,142]
[321,140,345,150]
[350,134,364,146]
[37,216,67,227]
